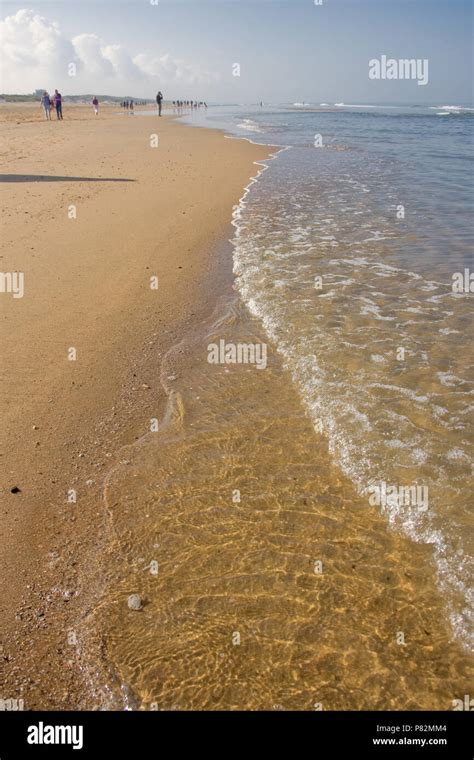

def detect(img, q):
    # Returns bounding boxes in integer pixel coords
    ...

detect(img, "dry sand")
[0,103,272,708]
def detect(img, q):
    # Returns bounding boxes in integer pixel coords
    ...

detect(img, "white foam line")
[201,116,474,654]
[229,155,474,653]
[223,134,291,245]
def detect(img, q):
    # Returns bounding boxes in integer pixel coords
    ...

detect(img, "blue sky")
[1,0,472,104]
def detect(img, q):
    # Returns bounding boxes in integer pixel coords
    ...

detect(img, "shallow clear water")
[177,104,474,650]
[86,104,473,709]
[87,295,472,710]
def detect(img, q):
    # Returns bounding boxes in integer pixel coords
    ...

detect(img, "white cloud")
[103,45,144,81]
[134,53,218,86]
[0,8,218,94]
[72,34,115,78]
[0,9,77,92]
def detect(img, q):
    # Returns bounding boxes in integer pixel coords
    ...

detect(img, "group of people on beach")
[40,91,100,119]
[172,100,207,110]
[154,93,207,116]
[39,89,206,121]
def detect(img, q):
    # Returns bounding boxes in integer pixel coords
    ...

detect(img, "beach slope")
[0,104,272,708]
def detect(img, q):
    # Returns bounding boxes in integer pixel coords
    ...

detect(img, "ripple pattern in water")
[86,298,472,710]
[230,112,473,651]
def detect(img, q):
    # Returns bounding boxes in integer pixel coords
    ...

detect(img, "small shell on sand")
[127,594,143,611]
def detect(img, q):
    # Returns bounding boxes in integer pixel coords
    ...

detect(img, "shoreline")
[86,273,473,711]
[1,104,471,711]
[0,104,274,708]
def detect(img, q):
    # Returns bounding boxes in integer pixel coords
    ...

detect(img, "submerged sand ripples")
[85,298,472,710]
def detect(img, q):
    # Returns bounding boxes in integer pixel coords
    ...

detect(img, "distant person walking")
[92,96,99,115]
[54,89,63,120]
[130,99,134,113]
[41,91,51,120]
[156,91,163,116]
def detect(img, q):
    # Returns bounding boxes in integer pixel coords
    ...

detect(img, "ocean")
[181,102,474,650]
[88,103,473,709]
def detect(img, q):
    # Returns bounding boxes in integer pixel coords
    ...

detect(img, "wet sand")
[0,103,273,708]
[0,103,471,711]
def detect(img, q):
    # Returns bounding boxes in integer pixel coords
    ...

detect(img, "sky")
[0,0,472,104]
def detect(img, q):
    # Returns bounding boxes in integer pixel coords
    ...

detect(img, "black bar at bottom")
[0,710,471,758]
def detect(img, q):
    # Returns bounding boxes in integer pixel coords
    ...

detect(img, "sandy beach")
[1,103,472,713]
[0,3,472,752]
[0,103,273,708]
